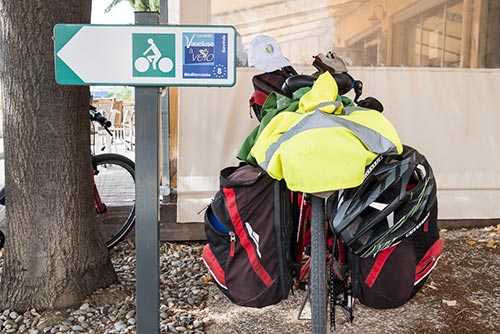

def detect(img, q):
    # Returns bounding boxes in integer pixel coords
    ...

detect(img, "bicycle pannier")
[351,202,442,309]
[202,164,296,308]
[331,145,442,309]
[249,69,293,121]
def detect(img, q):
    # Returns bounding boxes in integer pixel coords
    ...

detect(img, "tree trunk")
[0,0,117,311]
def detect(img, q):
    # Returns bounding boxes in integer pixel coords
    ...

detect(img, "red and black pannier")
[202,164,296,308]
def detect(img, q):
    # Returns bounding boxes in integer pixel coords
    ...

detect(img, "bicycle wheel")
[310,195,327,334]
[93,154,135,249]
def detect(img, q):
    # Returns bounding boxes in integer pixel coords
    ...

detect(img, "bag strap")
[363,245,397,287]
[222,187,273,286]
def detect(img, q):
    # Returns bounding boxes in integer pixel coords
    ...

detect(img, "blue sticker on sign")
[183,33,228,79]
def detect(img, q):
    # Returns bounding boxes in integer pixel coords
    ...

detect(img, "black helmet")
[330,145,437,258]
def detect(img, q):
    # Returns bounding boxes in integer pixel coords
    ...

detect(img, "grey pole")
[134,11,161,334]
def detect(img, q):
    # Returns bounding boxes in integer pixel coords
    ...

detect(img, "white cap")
[248,35,290,72]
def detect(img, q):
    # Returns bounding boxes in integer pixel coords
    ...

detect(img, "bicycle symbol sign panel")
[53,24,236,86]
[133,34,175,77]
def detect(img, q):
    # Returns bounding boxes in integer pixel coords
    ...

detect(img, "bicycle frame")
[91,156,107,214]
[92,175,107,214]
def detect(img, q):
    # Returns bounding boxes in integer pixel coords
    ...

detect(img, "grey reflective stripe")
[260,110,398,171]
[342,106,372,115]
[316,101,342,111]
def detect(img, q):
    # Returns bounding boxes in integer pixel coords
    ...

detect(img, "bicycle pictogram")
[134,37,174,73]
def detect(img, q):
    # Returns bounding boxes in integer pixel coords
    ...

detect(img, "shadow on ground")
[204,226,500,334]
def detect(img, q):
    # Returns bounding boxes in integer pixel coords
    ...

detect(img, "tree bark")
[0,0,117,311]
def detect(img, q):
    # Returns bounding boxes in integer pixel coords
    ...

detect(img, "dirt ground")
[204,225,500,334]
[1,225,498,334]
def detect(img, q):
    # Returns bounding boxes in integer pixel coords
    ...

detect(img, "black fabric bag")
[249,69,293,121]
[202,164,296,308]
[351,202,442,309]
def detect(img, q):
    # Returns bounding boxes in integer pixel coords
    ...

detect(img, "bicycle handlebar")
[89,105,113,136]
[89,105,112,128]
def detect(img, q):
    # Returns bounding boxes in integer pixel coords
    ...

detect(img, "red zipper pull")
[229,232,236,257]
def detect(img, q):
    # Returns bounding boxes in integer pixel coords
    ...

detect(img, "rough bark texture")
[0,0,117,311]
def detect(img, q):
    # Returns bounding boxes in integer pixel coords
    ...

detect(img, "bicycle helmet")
[330,145,437,258]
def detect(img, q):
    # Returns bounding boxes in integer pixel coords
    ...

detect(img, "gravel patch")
[0,226,499,333]
[0,242,211,334]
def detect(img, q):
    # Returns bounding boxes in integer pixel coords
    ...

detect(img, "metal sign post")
[134,12,160,334]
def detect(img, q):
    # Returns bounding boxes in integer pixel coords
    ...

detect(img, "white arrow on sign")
[57,26,135,84]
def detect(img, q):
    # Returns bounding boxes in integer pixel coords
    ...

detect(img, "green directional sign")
[53,24,236,86]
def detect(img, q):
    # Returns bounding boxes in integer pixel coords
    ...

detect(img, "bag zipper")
[229,231,236,257]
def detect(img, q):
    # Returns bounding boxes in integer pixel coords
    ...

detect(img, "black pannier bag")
[249,68,295,121]
[202,164,296,308]
[351,202,442,309]
[331,146,443,309]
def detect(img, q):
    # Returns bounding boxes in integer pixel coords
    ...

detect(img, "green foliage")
[105,0,159,13]
[107,86,134,102]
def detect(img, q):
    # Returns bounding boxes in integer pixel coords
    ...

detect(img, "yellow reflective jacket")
[250,72,403,193]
